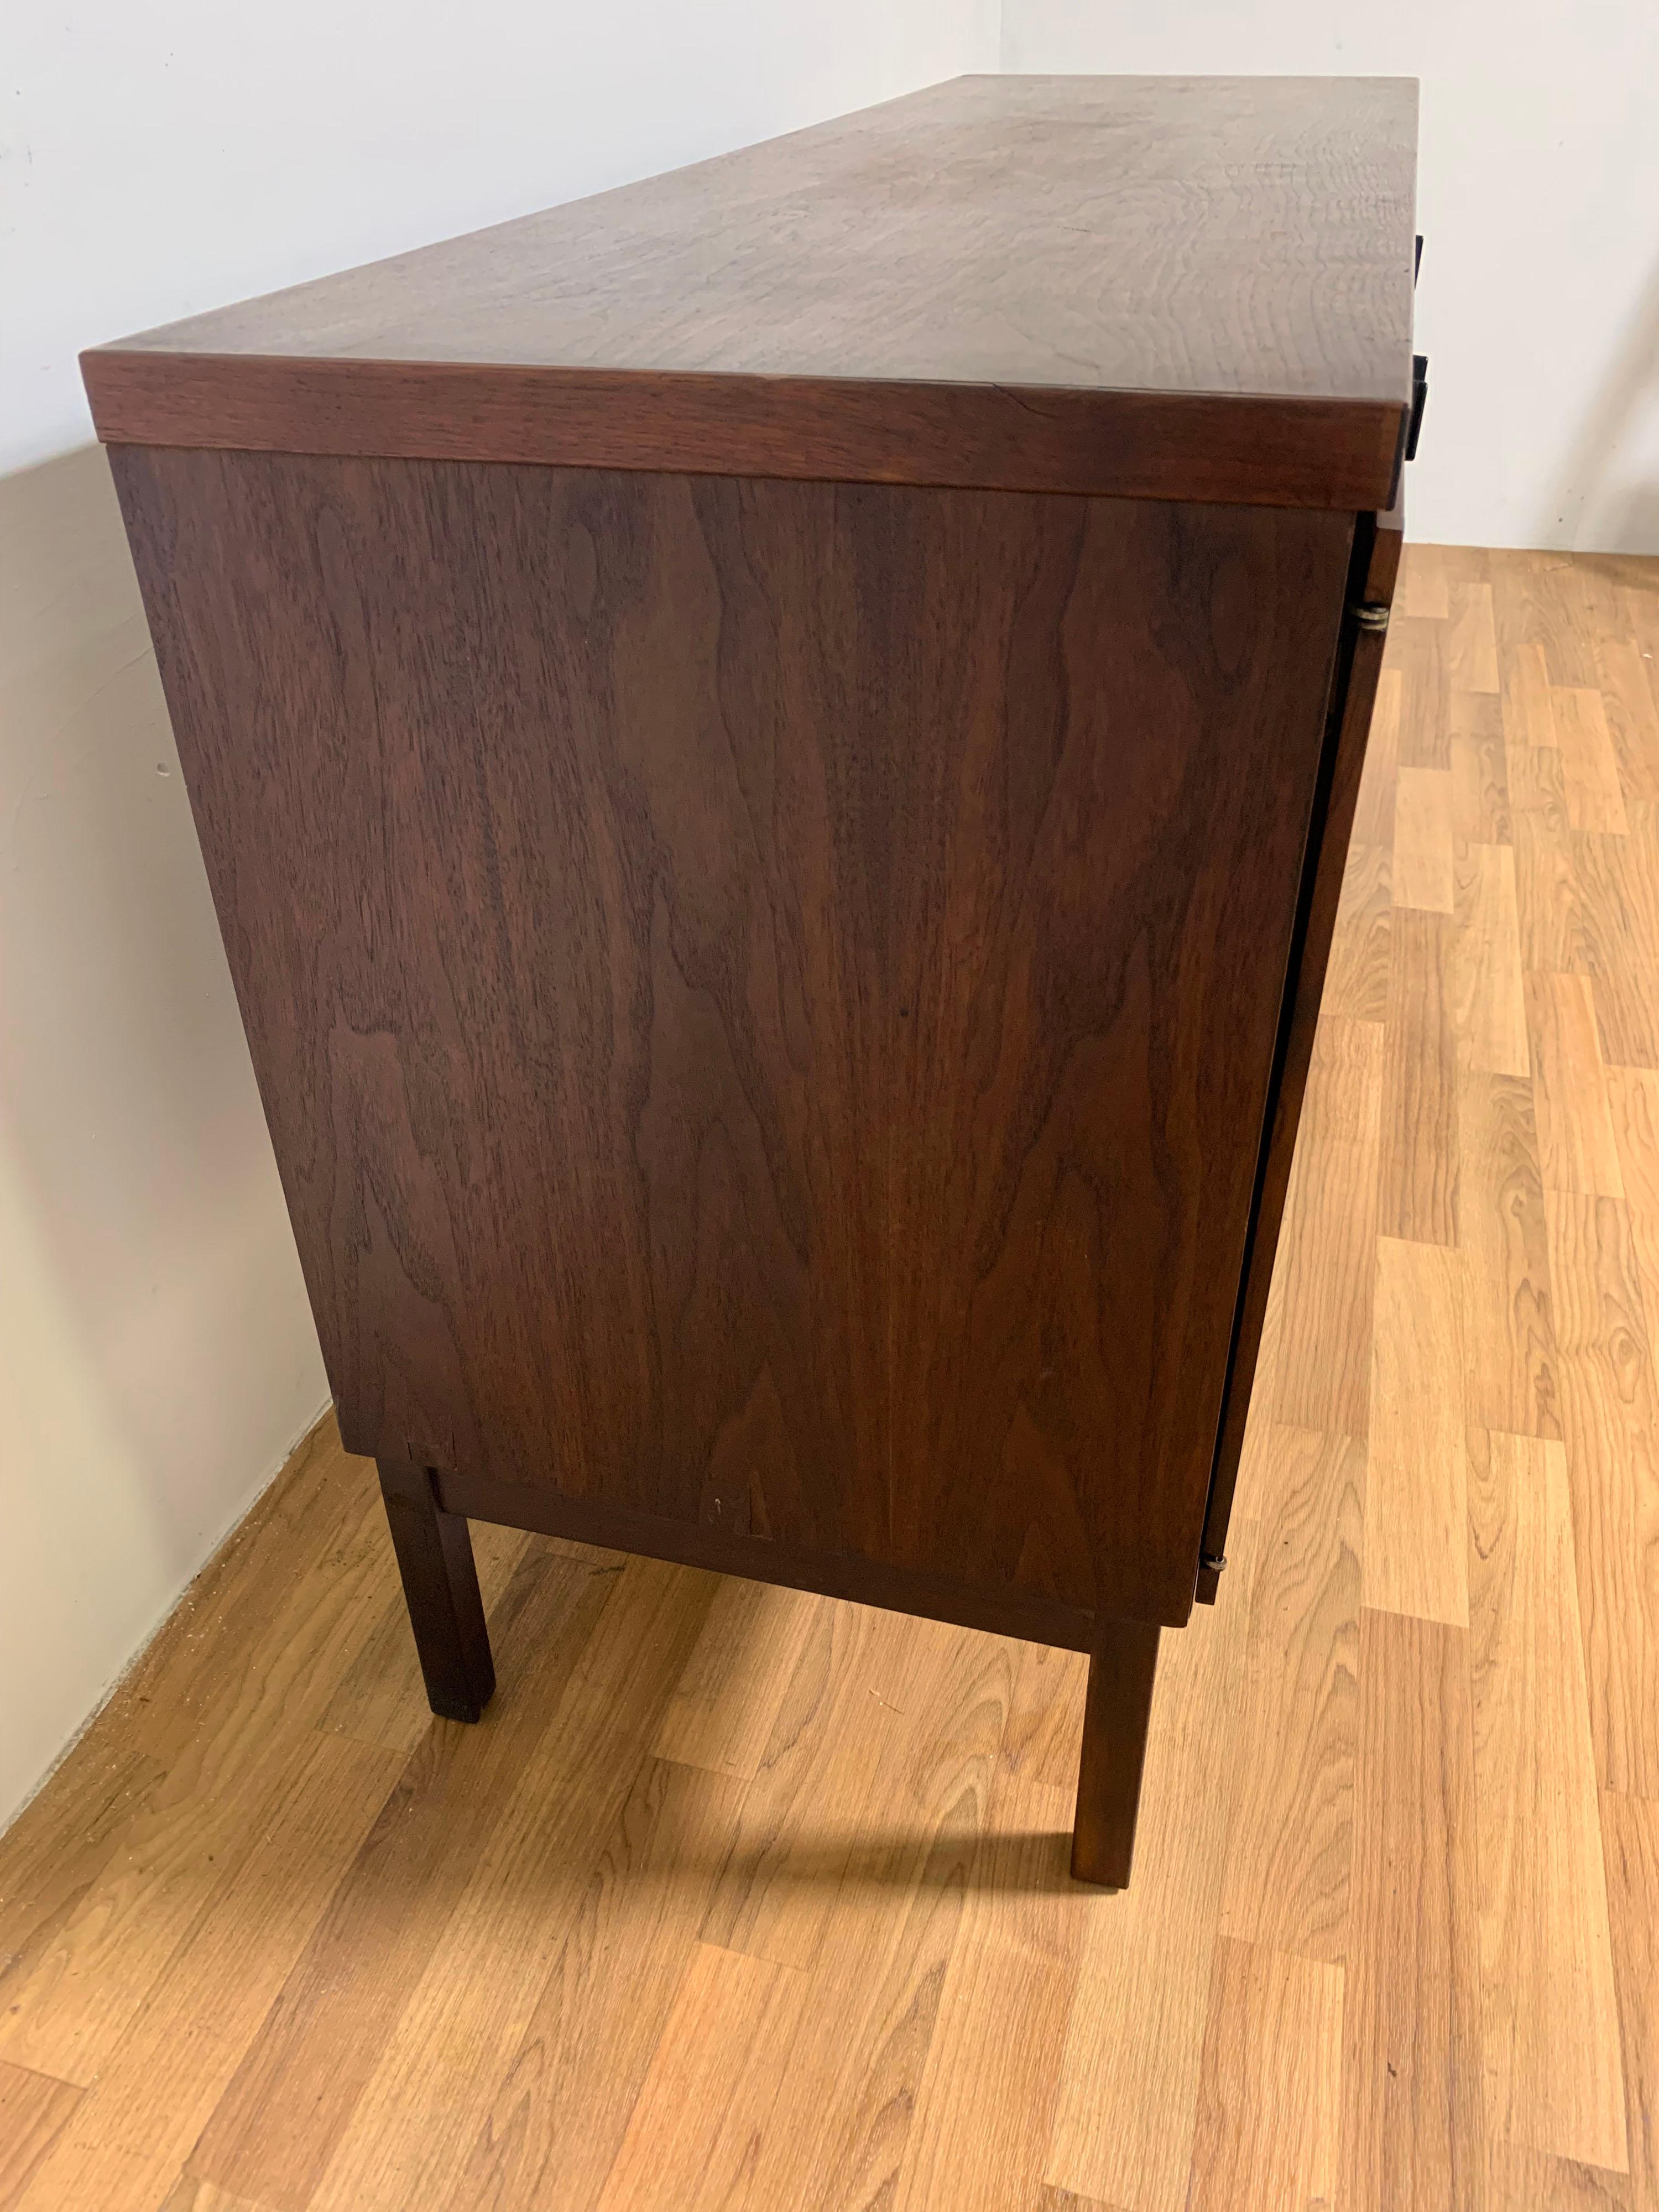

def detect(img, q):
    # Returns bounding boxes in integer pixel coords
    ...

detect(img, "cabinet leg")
[375,1458,495,1723]
[1071,1613,1161,1887]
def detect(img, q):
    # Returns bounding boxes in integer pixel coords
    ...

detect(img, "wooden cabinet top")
[84,74,1418,510]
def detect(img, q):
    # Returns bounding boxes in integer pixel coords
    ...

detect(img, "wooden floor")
[3,546,1658,2212]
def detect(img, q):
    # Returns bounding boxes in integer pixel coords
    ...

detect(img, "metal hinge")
[1199,1550,1227,1576]
[1352,602,1391,635]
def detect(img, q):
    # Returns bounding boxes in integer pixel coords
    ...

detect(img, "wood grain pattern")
[895,1642,1088,2212]
[694,1611,1013,2077]
[94,75,1418,400]
[1352,665,1404,844]
[1543,1192,1659,1797]
[1467,1429,1626,2172]
[716,1631,1010,2211]
[160,2180,284,2212]
[1595,635,1659,805]
[0,2066,81,2210]
[1451,695,1512,846]
[1455,842,1530,1076]
[697,1600,923,1976]
[1555,687,1630,836]
[116,1417,378,1769]
[1380,905,1460,1242]
[1323,841,1394,1024]
[1508,842,1581,1009]
[1606,1062,1659,1339]
[1570,817,1659,1069]
[1498,628,1559,750]
[1594,966,1659,1079]
[185,1550,617,2212]
[1597,808,1659,971]
[1539,561,1618,688]
[14,1734,398,2212]
[1530,972,1626,1197]
[1512,742,1572,831]
[91,362,1407,513]
[1271,1019,1386,1436]
[651,1579,819,1781]
[1448,570,1500,695]
[1458,1071,1562,1441]
[1601,1791,1659,2206]
[82,76,1415,509]
[1396,545,1453,619]
[1365,1237,1470,1625]
[1395,765,1456,911]
[159,2182,283,2212]
[441,1755,750,2212]
[1485,2142,1634,2211]
[315,1517,527,1756]
[1219,1426,1363,1963]
[1514,807,1577,984]
[1394,612,1451,769]
[0,1743,163,2027]
[591,1942,812,2212]
[1453,717,1510,851]
[1493,555,1586,690]
[304,1558,721,2212]
[4,540,1659,2212]
[1188,1937,1345,2211]
[1339,1608,1484,2212]
[1045,1521,1259,2212]
[438,1460,1095,1653]
[1599,998,1659,1091]
[0,1473,392,2088]
[112,445,1353,1637]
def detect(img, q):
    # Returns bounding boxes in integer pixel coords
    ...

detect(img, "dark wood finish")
[82,75,1417,511]
[108,447,1353,1635]
[1071,1615,1162,1887]
[435,1463,1094,1653]
[90,75,1415,1884]
[82,354,1406,513]
[374,1458,495,1723]
[85,76,1418,396]
[1194,497,1407,1603]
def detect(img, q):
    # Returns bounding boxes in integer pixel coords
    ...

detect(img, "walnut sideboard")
[83,72,1419,1886]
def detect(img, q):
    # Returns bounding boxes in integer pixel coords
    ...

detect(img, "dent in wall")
[0,445,328,1832]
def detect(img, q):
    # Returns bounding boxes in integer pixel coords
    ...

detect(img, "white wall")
[1002,4,1659,553]
[0,450,327,1835]
[0,0,997,1833]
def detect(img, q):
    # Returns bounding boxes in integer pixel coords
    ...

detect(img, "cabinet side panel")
[108,449,1350,1626]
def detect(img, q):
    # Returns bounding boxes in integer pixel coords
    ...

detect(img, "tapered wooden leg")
[1071,1614,1161,1887]
[375,1458,495,1723]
